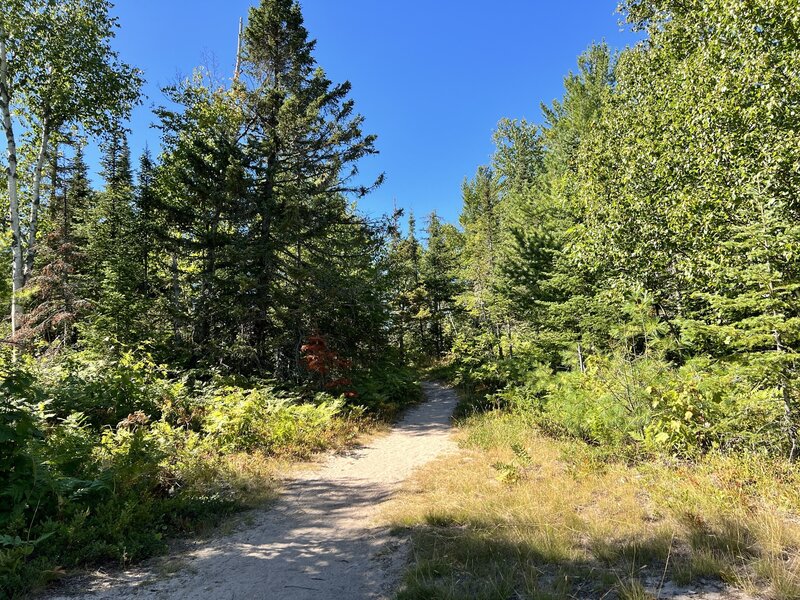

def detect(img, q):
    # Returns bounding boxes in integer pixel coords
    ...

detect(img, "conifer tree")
[458,166,509,358]
[680,195,800,459]
[421,212,462,357]
[238,0,382,373]
[386,211,426,361]
[0,0,141,337]
[134,148,157,295]
[19,140,92,347]
[81,130,144,347]
[155,79,249,364]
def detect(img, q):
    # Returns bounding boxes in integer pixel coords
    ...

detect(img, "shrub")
[200,384,346,454]
[452,347,790,458]
[2,351,420,596]
[0,367,53,542]
[350,362,422,419]
[43,351,175,427]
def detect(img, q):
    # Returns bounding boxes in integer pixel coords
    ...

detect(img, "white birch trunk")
[0,27,23,339]
[25,123,51,282]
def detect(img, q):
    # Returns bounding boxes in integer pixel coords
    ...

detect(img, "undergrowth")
[387,410,800,599]
[0,352,421,598]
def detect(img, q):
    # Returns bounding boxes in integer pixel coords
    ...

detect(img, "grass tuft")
[385,412,800,599]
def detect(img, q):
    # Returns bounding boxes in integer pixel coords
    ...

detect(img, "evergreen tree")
[237,0,382,374]
[386,211,426,361]
[420,212,462,357]
[18,140,91,347]
[0,0,141,337]
[155,78,249,365]
[458,166,509,359]
[680,195,800,459]
[81,130,144,347]
[134,148,157,295]
[494,45,616,365]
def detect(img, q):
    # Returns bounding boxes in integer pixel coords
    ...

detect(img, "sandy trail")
[50,382,457,600]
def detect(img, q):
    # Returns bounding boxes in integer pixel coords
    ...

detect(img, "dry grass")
[384,412,800,599]
[187,413,390,504]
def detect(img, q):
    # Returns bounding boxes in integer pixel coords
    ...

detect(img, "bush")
[200,384,346,454]
[350,362,422,419]
[1,352,424,596]
[43,350,176,427]
[451,346,791,458]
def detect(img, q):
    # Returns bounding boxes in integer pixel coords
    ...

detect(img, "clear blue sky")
[108,1,638,225]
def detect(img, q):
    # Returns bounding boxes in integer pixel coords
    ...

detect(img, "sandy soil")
[47,382,458,600]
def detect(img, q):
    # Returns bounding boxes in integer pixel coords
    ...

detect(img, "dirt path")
[50,382,458,600]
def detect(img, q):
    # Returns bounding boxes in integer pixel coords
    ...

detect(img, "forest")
[2,0,800,598]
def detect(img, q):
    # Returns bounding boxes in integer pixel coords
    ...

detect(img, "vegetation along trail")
[49,383,458,600]
[5,0,800,598]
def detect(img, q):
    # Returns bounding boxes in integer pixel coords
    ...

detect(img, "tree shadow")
[55,479,404,599]
[396,518,747,600]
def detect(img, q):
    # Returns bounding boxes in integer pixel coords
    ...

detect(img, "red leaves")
[325,377,352,389]
[302,333,358,398]
[301,334,351,376]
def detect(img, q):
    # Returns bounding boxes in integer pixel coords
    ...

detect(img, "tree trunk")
[197,216,219,346]
[25,123,52,282]
[0,29,23,341]
[253,142,277,367]
[398,320,405,362]
[171,253,181,343]
[496,323,504,359]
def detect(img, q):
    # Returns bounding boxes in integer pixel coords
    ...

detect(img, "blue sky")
[108,1,638,226]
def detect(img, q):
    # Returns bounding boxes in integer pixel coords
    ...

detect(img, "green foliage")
[444,0,800,464]
[0,348,420,596]
[1,2,430,593]
[419,213,463,358]
[201,384,345,454]
[6,0,800,594]
[457,340,789,459]
[0,366,50,535]
[350,362,423,419]
[45,350,171,427]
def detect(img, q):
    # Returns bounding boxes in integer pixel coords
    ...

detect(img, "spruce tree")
[421,212,462,357]
[81,130,143,347]
[134,148,157,295]
[238,0,382,374]
[19,141,92,348]
[680,196,800,459]
[386,211,426,361]
[459,166,509,359]
[155,79,249,364]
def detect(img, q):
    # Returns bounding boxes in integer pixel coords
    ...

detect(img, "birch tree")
[0,0,141,338]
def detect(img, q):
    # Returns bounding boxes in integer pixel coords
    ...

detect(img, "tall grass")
[386,412,800,599]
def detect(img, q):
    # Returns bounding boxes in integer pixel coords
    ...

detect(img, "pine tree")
[155,79,249,364]
[680,196,800,459]
[386,211,426,361]
[19,141,92,348]
[458,166,510,359]
[134,148,157,295]
[421,212,462,357]
[238,0,382,374]
[494,45,616,365]
[81,130,144,347]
